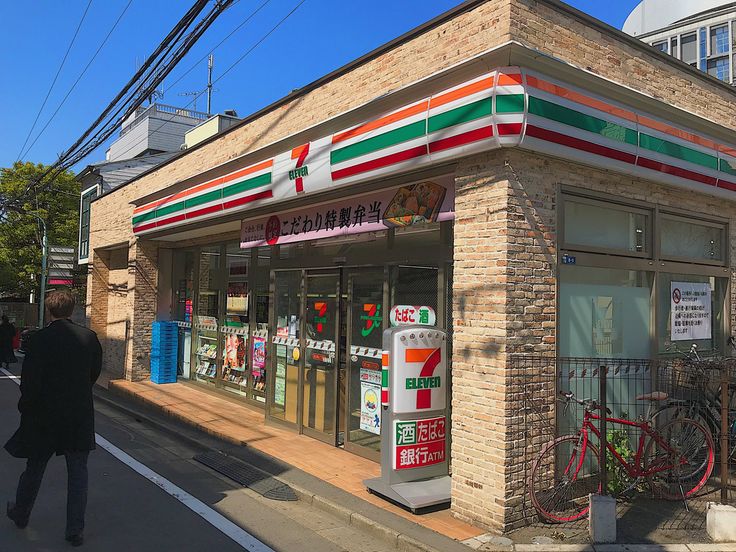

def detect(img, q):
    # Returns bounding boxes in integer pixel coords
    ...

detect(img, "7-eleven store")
[93,30,736,529]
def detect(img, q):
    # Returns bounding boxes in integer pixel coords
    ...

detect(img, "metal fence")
[507,355,736,529]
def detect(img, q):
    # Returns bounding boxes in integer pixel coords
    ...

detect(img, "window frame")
[657,211,728,266]
[559,191,653,259]
[78,185,99,263]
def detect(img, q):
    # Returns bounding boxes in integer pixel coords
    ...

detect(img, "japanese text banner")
[240,177,454,249]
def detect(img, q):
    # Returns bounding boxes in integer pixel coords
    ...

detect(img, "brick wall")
[450,146,736,531]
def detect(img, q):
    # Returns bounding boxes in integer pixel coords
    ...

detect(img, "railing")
[507,355,736,530]
[119,103,210,137]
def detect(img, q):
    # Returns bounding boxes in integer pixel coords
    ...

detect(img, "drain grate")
[194,451,298,501]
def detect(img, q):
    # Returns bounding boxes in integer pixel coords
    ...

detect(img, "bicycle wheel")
[643,417,714,500]
[529,434,600,523]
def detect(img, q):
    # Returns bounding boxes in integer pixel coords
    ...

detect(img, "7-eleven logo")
[289,143,310,193]
[314,301,328,333]
[404,348,442,410]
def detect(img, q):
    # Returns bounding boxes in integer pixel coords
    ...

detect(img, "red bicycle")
[529,390,715,523]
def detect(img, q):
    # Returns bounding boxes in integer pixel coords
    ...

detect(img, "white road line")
[0,366,274,552]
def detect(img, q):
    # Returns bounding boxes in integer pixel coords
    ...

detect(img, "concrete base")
[589,493,616,544]
[707,502,736,542]
[364,475,451,513]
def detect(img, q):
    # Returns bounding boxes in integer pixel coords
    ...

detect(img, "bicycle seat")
[636,391,668,401]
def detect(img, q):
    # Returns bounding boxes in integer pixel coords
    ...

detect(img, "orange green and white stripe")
[132,159,273,233]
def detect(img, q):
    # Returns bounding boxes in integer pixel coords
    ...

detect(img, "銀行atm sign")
[394,416,446,470]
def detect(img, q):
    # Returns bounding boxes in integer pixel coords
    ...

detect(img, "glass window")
[699,27,708,70]
[78,188,97,261]
[711,24,729,55]
[681,33,697,65]
[559,266,653,358]
[652,40,668,54]
[563,198,649,255]
[707,56,730,82]
[657,273,727,354]
[671,37,678,59]
[660,215,725,263]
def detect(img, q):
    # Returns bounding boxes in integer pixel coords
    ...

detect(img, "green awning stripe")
[222,173,272,198]
[719,158,736,177]
[639,133,718,170]
[154,201,187,219]
[529,96,638,146]
[330,120,427,165]
[495,94,525,114]
[184,189,222,209]
[428,98,492,133]
[132,210,159,225]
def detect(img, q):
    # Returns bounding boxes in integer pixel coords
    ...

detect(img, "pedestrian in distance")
[0,314,17,369]
[4,289,102,547]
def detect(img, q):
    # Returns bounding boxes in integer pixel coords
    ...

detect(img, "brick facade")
[86,0,736,533]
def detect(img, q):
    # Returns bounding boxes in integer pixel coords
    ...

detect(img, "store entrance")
[268,267,384,454]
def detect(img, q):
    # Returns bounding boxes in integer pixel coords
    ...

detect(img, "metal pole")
[38,218,48,328]
[721,367,729,504]
[207,54,213,116]
[599,365,608,495]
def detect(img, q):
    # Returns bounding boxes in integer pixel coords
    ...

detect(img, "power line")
[109,0,306,164]
[19,0,134,161]
[15,0,93,163]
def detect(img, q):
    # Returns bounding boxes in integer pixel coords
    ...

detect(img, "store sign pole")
[365,306,450,512]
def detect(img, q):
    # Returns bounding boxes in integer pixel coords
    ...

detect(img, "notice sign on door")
[671,282,711,341]
[393,416,446,470]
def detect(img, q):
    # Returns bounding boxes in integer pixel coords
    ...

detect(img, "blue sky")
[0,0,641,171]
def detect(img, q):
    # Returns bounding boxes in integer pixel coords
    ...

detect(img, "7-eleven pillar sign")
[366,306,450,513]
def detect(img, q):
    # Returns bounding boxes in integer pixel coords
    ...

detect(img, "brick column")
[450,150,511,532]
[125,239,159,381]
[86,249,110,342]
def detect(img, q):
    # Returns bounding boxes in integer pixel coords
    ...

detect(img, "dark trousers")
[14,450,89,536]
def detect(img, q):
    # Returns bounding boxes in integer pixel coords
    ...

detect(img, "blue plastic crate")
[150,373,177,384]
[150,321,179,385]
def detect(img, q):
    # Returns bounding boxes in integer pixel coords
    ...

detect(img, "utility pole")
[207,54,214,116]
[39,219,48,327]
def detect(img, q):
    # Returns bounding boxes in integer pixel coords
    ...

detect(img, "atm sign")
[389,305,436,327]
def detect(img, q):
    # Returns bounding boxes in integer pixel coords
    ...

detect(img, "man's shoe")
[65,534,84,547]
[6,501,28,529]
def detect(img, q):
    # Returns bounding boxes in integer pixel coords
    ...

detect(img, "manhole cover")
[194,451,297,501]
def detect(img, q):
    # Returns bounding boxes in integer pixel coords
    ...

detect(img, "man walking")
[4,289,102,546]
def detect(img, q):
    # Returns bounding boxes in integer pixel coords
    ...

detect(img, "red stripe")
[222,189,274,211]
[133,220,158,233]
[381,390,389,404]
[497,123,523,135]
[429,126,493,153]
[526,125,637,165]
[186,203,223,220]
[636,157,717,186]
[157,213,187,227]
[717,179,736,192]
[332,145,427,181]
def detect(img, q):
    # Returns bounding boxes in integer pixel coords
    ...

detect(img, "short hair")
[45,289,75,319]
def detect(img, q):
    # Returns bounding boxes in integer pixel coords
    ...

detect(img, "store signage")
[240,179,454,249]
[671,282,711,341]
[393,416,446,470]
[361,303,382,337]
[313,301,328,333]
[390,332,446,414]
[389,305,436,327]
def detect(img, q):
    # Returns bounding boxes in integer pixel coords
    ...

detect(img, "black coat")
[0,321,16,363]
[4,319,102,458]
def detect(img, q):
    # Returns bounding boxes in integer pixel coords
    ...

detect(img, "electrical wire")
[18,0,134,161]
[108,0,306,164]
[15,0,234,206]
[15,0,93,163]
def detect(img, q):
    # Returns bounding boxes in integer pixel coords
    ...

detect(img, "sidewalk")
[106,378,483,542]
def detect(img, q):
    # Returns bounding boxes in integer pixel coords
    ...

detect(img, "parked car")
[18,327,39,354]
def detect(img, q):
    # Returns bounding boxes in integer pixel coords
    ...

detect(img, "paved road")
[0,361,394,552]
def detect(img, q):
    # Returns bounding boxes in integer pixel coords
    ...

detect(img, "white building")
[623,1,736,84]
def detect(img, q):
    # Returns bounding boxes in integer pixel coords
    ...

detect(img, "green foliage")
[606,411,636,495]
[0,162,80,298]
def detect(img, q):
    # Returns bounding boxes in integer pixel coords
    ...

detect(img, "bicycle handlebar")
[558,391,612,415]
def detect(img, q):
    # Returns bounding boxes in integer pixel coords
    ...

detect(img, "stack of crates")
[150,321,178,384]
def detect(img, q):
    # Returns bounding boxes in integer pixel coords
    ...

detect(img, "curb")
[93,384,466,552]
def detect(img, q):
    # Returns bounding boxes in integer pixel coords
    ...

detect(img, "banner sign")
[393,416,446,470]
[671,282,712,341]
[241,179,454,249]
[389,305,436,327]
[251,336,267,378]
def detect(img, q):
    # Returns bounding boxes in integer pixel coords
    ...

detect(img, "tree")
[0,162,80,298]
